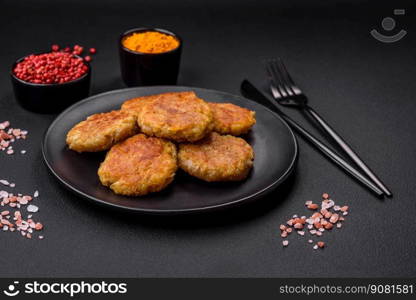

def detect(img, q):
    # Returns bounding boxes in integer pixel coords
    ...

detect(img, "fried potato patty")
[178,132,254,182]
[209,103,256,136]
[98,134,177,196]
[121,94,159,117]
[137,91,213,142]
[66,110,138,153]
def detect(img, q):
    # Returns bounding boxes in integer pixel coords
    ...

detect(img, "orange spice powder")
[122,31,180,54]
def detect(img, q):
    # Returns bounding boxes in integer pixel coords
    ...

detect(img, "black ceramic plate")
[42,86,297,215]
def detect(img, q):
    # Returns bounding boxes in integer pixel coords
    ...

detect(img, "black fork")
[266,58,392,197]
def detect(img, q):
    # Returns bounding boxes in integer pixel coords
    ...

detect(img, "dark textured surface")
[0,0,415,277]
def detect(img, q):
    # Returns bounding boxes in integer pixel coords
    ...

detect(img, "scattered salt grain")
[27,205,38,213]
[34,223,43,230]
[0,122,28,154]
[0,122,7,130]
[18,198,28,205]
[329,213,339,224]
[34,191,39,198]
[321,199,334,210]
[294,223,303,230]
[282,240,289,247]
[278,193,349,251]
[307,203,319,210]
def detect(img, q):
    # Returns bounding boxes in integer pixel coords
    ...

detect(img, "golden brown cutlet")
[98,134,177,196]
[120,94,160,118]
[136,91,213,142]
[66,110,138,153]
[209,102,256,136]
[178,132,254,182]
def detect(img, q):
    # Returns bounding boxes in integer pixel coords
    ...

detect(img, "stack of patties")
[66,91,256,196]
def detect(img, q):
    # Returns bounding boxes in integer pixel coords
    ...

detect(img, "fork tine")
[272,59,295,97]
[266,59,287,98]
[266,61,284,98]
[277,58,302,95]
[266,69,282,99]
[277,58,295,87]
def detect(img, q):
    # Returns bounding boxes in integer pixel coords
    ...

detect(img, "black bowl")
[119,28,182,87]
[10,54,91,114]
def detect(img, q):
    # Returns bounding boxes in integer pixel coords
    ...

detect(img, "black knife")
[240,79,384,197]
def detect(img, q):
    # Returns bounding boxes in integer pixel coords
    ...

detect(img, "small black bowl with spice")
[119,27,182,86]
[11,49,91,114]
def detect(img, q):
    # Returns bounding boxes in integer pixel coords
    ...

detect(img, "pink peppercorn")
[73,45,84,55]
[13,52,89,84]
